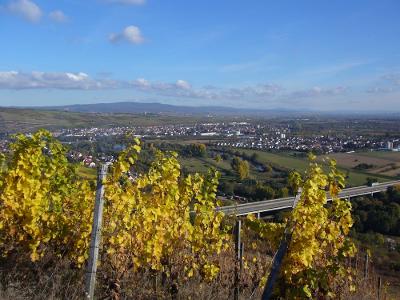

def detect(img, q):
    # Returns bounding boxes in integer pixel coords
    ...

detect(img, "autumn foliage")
[0,130,361,299]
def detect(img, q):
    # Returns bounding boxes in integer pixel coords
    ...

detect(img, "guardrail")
[216,180,400,216]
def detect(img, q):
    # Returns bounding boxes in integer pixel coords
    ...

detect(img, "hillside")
[0,107,212,133]
[39,101,298,116]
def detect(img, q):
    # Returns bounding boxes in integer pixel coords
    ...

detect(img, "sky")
[0,0,399,111]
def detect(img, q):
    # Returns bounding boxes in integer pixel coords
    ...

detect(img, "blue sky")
[0,0,399,111]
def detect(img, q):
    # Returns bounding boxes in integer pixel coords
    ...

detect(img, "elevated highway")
[216,180,400,216]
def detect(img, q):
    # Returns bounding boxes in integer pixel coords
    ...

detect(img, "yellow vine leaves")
[246,155,356,298]
[0,130,230,282]
[0,130,94,262]
[102,139,231,281]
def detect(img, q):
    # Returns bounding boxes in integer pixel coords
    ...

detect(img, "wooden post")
[234,219,242,300]
[240,242,244,269]
[85,164,108,299]
[377,276,382,300]
[364,253,369,280]
[261,189,302,300]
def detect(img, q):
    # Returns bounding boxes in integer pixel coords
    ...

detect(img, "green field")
[357,151,400,162]
[238,149,392,187]
[76,165,97,180]
[318,151,400,178]
[178,148,395,187]
[179,156,274,182]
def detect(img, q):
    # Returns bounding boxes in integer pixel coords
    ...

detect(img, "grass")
[76,164,97,180]
[179,157,213,174]
[179,157,237,182]
[319,151,400,178]
[239,149,392,187]
[357,150,400,162]
[352,231,400,297]
[179,150,392,187]
[179,156,276,182]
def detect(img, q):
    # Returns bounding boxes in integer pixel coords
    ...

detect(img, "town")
[1,119,399,169]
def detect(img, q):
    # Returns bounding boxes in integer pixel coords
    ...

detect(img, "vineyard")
[0,130,389,299]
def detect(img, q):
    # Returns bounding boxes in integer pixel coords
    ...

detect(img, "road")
[216,180,400,216]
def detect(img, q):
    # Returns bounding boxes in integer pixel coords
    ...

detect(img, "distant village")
[0,122,399,169]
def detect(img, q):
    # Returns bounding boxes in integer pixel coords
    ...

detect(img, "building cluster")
[386,140,400,151]
[0,122,399,157]
[54,122,260,138]
[67,150,116,168]
[0,141,7,152]
[57,123,400,154]
[215,135,400,153]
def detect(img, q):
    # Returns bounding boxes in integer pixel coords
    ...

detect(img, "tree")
[278,187,289,198]
[231,157,250,180]
[388,185,400,203]
[197,143,207,157]
[238,160,250,180]
[264,164,273,173]
[254,185,275,200]
[219,181,234,196]
[366,177,378,186]
[214,154,222,163]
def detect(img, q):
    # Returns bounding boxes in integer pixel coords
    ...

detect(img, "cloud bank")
[0,70,352,108]
[0,71,106,89]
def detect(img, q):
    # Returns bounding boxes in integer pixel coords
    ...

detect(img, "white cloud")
[176,80,191,90]
[7,0,42,23]
[133,78,151,88]
[0,71,116,90]
[132,79,194,94]
[49,10,68,23]
[0,70,357,108]
[105,0,146,5]
[109,26,144,44]
[130,79,282,101]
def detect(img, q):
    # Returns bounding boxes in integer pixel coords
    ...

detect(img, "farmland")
[179,156,275,182]
[177,148,393,187]
[0,107,223,133]
[236,149,393,187]
[76,164,97,180]
[319,151,400,178]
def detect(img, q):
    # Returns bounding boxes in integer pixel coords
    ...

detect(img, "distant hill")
[0,102,302,133]
[2,102,395,133]
[0,102,302,134]
[0,107,218,133]
[40,101,295,116]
